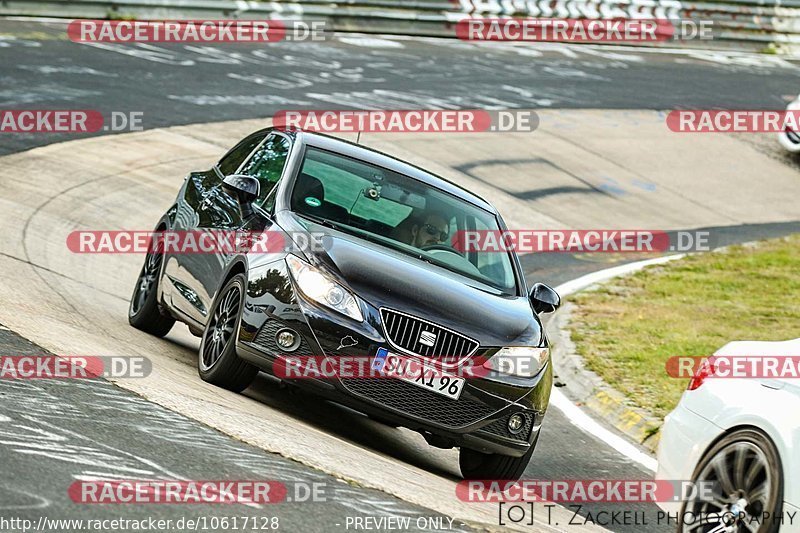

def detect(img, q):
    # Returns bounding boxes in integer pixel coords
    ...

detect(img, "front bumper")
[783,502,800,533]
[656,400,723,513]
[237,265,552,458]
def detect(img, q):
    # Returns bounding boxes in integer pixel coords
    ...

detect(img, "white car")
[657,338,800,532]
[778,95,800,153]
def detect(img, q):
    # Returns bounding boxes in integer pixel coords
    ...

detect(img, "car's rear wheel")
[128,236,175,337]
[681,428,783,533]
[459,435,537,481]
[198,274,258,392]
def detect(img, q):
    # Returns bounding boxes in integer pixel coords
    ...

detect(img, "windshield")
[290,147,518,294]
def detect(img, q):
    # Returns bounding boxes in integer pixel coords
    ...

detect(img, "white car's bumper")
[657,398,800,531]
[783,502,800,532]
[656,400,723,514]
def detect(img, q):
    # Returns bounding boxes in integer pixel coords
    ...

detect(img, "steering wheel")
[421,243,465,257]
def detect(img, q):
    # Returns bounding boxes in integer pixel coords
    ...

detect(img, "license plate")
[372,347,465,400]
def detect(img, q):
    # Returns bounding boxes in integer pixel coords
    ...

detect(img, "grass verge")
[569,235,800,419]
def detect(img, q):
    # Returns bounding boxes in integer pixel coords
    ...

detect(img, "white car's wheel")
[681,428,783,533]
[778,129,800,153]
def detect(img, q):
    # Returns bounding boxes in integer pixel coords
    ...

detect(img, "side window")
[217,132,266,176]
[239,134,290,208]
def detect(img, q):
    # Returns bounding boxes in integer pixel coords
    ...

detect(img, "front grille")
[478,412,535,442]
[380,308,478,366]
[341,378,496,428]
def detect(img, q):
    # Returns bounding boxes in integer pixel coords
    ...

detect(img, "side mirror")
[529,282,560,314]
[222,175,260,218]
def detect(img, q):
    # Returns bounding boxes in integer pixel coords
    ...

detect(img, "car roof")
[275,129,498,215]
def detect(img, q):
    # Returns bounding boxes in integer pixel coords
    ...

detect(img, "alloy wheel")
[200,285,241,371]
[684,441,775,533]
[130,241,163,316]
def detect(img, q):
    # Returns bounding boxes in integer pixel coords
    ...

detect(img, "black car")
[128,128,560,480]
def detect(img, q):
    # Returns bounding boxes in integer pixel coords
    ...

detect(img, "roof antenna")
[356,130,362,145]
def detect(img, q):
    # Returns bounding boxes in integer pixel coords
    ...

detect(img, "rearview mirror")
[222,175,260,218]
[529,282,560,314]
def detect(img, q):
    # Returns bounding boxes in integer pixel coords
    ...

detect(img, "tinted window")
[239,134,290,208]
[471,215,515,292]
[290,147,517,294]
[218,132,266,176]
[300,157,412,227]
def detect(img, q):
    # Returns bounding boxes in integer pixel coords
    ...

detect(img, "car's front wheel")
[459,436,537,481]
[198,273,258,392]
[682,428,783,533]
[128,237,175,337]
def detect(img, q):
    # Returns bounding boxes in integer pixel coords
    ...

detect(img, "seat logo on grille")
[418,331,437,347]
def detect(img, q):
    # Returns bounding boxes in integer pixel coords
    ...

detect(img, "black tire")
[128,236,175,337]
[198,274,258,392]
[680,428,783,533]
[459,434,538,481]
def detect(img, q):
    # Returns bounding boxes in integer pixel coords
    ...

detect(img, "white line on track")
[0,16,69,23]
[550,254,686,473]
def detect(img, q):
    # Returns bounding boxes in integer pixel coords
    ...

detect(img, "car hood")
[276,212,541,347]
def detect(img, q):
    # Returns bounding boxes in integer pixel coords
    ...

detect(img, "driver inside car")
[394,211,450,248]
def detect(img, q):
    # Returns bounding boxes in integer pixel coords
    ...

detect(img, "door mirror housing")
[222,174,260,218]
[529,282,560,314]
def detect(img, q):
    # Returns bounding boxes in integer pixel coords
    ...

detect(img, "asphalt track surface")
[1,17,800,533]
[2,18,800,157]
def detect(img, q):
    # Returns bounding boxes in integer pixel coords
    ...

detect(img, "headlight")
[286,255,363,322]
[483,346,549,378]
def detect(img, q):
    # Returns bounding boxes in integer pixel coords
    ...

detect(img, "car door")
[165,130,267,325]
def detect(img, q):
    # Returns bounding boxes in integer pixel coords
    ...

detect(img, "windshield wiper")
[296,212,343,232]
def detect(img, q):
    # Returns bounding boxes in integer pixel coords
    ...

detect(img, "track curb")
[551,255,686,455]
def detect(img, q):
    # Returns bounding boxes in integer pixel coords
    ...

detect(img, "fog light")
[507,414,525,435]
[276,329,300,351]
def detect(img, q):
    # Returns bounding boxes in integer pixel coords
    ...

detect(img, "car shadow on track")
[243,375,462,480]
[161,326,461,480]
